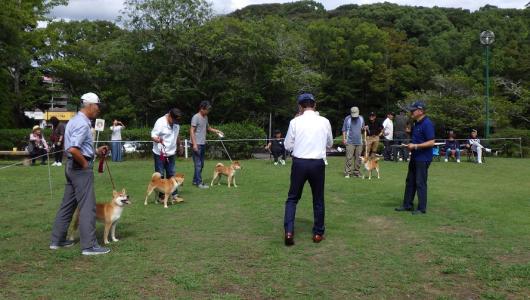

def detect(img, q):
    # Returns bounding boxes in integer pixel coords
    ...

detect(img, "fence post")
[184,139,189,159]
[519,137,523,158]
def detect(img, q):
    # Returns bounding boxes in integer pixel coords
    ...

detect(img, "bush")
[205,122,267,159]
[490,128,530,158]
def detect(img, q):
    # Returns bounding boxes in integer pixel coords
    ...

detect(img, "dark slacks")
[192,144,206,185]
[402,160,431,212]
[393,132,410,161]
[51,159,97,249]
[271,149,285,162]
[284,158,326,235]
[383,138,393,160]
[153,153,177,196]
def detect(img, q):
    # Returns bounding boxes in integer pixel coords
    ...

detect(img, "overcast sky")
[48,0,528,21]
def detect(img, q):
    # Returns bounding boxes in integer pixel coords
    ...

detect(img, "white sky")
[48,0,528,21]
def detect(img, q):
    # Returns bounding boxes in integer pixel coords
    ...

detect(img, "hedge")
[490,128,530,158]
[0,122,267,159]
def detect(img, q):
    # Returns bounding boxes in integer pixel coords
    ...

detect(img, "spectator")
[110,120,125,162]
[382,112,395,161]
[444,131,461,163]
[29,125,49,165]
[393,111,410,162]
[265,129,286,166]
[466,129,491,164]
[342,106,364,178]
[49,117,65,166]
[190,100,223,189]
[364,112,383,158]
[151,108,183,200]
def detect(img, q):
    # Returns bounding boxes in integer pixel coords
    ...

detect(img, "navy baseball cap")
[407,101,426,111]
[297,93,315,103]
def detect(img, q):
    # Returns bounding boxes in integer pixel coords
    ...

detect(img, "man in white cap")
[50,92,111,255]
[342,106,364,178]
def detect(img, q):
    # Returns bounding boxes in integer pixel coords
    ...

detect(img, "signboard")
[45,111,76,121]
[95,119,105,132]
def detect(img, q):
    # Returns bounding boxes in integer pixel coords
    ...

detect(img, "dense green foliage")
[1,0,529,139]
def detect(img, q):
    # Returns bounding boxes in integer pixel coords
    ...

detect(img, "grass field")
[0,156,529,299]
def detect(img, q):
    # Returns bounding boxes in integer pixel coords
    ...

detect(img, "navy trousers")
[403,160,431,212]
[192,144,206,185]
[284,158,326,235]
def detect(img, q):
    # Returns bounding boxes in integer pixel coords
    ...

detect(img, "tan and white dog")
[144,172,184,208]
[210,161,241,188]
[68,189,131,244]
[361,156,381,180]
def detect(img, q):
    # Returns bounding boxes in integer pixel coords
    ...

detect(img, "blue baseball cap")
[407,100,426,111]
[297,93,315,103]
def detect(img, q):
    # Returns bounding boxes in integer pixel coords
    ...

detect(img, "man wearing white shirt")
[151,108,183,200]
[283,93,333,246]
[382,112,394,161]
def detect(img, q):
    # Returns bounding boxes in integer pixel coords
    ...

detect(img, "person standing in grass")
[110,119,125,162]
[29,125,49,165]
[190,100,224,189]
[395,101,435,215]
[283,93,333,246]
[151,108,183,201]
[49,117,65,166]
[50,92,110,255]
[342,106,364,178]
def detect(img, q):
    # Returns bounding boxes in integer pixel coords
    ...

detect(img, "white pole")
[269,112,272,139]
[95,131,100,148]
[184,139,189,159]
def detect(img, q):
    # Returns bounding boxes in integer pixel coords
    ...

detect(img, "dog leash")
[98,148,116,190]
[218,136,233,163]
[159,141,169,164]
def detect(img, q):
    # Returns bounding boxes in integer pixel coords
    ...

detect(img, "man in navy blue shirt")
[395,101,435,215]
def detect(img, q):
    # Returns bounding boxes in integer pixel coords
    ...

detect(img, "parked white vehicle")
[122,142,138,153]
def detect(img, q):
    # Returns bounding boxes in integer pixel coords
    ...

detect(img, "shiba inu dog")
[210,161,242,188]
[68,189,131,244]
[144,172,185,208]
[361,156,381,180]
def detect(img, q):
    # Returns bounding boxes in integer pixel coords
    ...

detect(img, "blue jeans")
[403,160,431,212]
[192,144,206,185]
[153,153,178,196]
[111,141,122,162]
[284,158,326,235]
[445,148,460,160]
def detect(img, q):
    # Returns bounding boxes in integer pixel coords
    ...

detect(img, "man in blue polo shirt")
[395,101,435,215]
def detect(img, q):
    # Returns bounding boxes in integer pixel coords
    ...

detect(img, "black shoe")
[411,210,426,215]
[395,206,413,212]
[284,232,294,246]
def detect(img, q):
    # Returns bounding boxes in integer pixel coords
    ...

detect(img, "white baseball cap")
[81,92,100,104]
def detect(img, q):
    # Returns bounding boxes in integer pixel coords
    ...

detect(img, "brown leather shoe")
[312,234,324,243]
[284,232,294,246]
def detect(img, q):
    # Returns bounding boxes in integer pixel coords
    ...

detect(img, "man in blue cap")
[283,92,333,246]
[395,100,435,215]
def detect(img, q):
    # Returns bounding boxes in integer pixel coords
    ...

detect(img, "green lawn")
[1,157,529,299]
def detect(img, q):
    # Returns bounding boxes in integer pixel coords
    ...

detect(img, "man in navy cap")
[395,101,435,215]
[283,92,333,246]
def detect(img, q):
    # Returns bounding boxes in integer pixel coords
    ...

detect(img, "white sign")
[95,119,105,132]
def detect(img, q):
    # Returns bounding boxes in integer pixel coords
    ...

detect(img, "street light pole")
[480,30,495,139]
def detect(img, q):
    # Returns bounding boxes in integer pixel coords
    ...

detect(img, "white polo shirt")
[284,110,333,159]
[383,117,393,140]
[151,115,180,156]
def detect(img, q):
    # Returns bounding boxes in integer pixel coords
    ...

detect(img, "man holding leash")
[50,92,111,255]
[190,100,223,189]
[283,93,333,246]
[395,101,435,215]
[151,108,184,201]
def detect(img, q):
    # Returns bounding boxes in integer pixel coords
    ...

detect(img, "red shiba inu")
[210,161,242,188]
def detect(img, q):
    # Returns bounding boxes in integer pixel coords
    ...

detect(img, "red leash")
[159,141,168,164]
[98,148,116,190]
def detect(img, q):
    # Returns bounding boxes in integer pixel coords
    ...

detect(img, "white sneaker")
[280,160,286,165]
[444,158,448,162]
[478,161,483,164]
[457,159,460,163]
[274,162,278,166]
[485,148,492,153]
[51,162,57,166]
[398,158,403,162]
[344,175,350,179]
